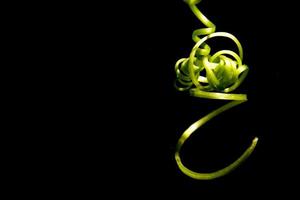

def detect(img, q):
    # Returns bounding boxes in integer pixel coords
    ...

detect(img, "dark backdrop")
[24,0,299,197]
[92,0,298,197]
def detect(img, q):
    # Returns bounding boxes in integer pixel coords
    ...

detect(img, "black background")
[16,0,300,197]
[93,0,299,197]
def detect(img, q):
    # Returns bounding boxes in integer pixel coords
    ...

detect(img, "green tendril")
[174,0,258,180]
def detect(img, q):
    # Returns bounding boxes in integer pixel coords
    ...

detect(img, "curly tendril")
[174,0,258,180]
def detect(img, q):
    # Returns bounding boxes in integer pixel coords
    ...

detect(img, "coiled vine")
[174,0,258,180]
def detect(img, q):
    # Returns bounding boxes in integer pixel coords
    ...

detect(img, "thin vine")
[174,0,258,180]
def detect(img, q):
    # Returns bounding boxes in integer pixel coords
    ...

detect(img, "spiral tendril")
[174,0,258,180]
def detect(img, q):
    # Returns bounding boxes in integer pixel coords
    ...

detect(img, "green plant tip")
[174,0,258,180]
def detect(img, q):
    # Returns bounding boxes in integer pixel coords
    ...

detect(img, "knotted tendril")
[174,0,258,180]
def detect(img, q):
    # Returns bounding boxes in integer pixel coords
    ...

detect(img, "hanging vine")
[174,0,258,180]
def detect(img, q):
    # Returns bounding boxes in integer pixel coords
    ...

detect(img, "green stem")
[175,100,258,180]
[174,0,258,180]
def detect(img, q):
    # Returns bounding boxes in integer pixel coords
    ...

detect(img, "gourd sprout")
[174,0,258,180]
